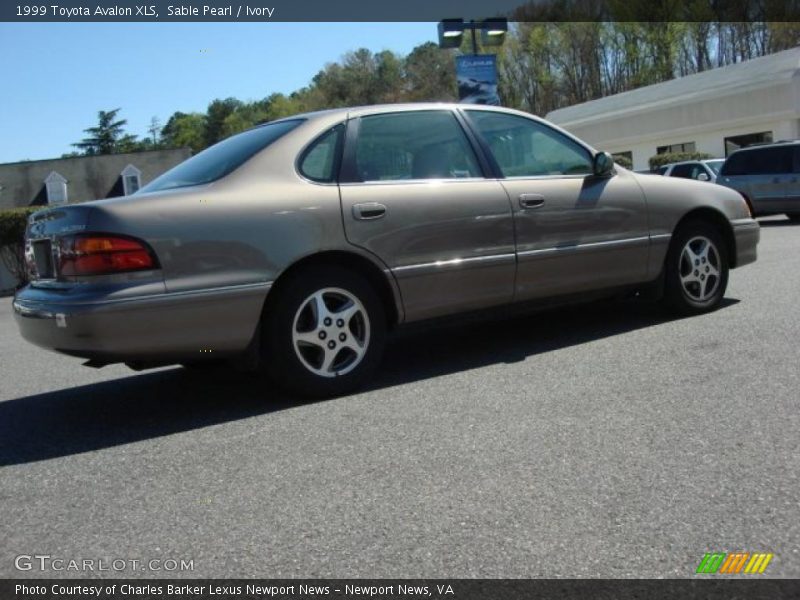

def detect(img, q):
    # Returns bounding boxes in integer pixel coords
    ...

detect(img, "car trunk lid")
[25,205,93,282]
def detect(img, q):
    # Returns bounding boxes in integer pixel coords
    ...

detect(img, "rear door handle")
[519,193,545,209]
[352,202,387,220]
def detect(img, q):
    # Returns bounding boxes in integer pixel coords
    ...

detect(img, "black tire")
[261,265,386,398]
[787,214,800,223]
[663,220,729,315]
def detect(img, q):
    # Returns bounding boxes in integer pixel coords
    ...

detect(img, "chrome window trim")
[339,177,493,187]
[502,173,591,182]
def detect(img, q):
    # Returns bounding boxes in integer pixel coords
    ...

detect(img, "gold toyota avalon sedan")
[14,104,760,396]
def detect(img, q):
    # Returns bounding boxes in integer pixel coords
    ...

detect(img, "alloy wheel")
[291,287,370,378]
[679,235,721,302]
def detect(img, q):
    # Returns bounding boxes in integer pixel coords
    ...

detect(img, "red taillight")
[58,234,157,276]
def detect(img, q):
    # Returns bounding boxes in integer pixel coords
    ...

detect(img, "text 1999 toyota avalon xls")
[14,104,759,396]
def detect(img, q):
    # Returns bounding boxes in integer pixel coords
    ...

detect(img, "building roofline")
[0,146,192,169]
[547,47,800,125]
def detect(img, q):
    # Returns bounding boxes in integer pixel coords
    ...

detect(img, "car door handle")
[352,202,387,220]
[519,193,545,209]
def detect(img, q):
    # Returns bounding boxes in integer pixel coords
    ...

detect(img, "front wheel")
[664,221,729,315]
[262,266,386,398]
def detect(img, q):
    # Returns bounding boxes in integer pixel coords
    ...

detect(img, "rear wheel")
[664,220,729,315]
[262,266,386,397]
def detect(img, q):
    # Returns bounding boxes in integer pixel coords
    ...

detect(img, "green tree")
[73,108,137,155]
[221,101,269,138]
[161,112,207,153]
[264,93,304,120]
[205,98,244,146]
[403,42,456,102]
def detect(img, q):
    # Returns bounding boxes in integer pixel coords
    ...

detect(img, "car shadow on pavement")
[0,298,738,466]
[758,219,798,227]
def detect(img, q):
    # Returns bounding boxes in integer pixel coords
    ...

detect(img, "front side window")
[671,163,702,179]
[466,110,592,177]
[299,124,344,183]
[353,111,482,182]
[141,119,302,193]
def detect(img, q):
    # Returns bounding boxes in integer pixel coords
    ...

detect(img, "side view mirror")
[593,151,614,176]
[696,172,710,182]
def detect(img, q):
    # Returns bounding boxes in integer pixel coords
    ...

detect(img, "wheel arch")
[263,250,403,329]
[672,207,738,268]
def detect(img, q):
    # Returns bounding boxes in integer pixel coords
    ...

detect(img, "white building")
[546,47,800,171]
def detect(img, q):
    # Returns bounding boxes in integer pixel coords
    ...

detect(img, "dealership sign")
[456,54,500,105]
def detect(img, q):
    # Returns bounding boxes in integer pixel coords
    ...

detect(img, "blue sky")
[0,23,436,163]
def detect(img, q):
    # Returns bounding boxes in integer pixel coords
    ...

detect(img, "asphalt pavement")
[1,217,798,578]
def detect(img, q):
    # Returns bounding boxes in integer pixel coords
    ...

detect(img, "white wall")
[604,119,799,170]
[549,63,800,171]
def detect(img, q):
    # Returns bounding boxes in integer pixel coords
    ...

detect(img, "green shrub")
[613,154,633,169]
[648,151,714,171]
[0,207,39,288]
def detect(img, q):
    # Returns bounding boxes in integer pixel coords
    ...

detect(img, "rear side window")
[466,110,592,177]
[721,153,746,176]
[721,147,792,176]
[299,124,344,183]
[141,119,302,193]
[353,111,482,181]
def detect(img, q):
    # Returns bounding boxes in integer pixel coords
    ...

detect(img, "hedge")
[648,151,714,171]
[613,154,633,169]
[0,207,39,288]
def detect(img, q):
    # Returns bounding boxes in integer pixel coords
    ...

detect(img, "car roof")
[257,103,600,155]
[266,103,543,123]
[728,140,800,155]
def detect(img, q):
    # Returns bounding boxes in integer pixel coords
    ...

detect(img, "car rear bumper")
[13,282,271,363]
[731,218,759,268]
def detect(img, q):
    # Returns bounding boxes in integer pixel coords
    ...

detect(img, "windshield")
[140,119,302,193]
[705,159,724,175]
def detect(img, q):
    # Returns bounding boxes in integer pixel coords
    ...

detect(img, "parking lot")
[0,217,798,579]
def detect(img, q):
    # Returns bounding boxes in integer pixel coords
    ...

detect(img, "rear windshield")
[140,119,302,193]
